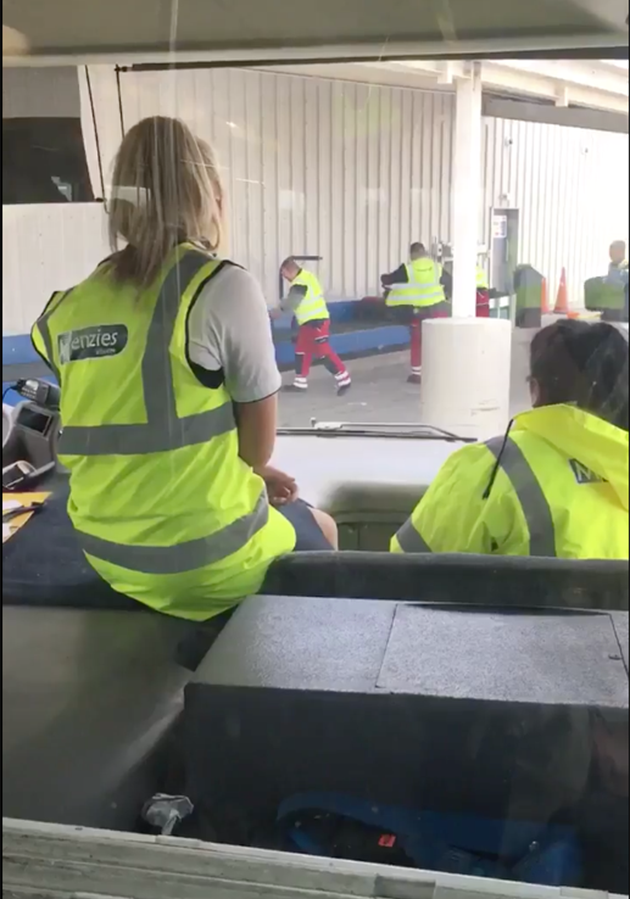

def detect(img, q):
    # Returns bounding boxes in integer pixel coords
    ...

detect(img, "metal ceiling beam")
[384,58,629,114]
[482,96,629,133]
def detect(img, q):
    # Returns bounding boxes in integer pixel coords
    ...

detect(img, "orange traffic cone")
[554,267,569,315]
[540,277,549,314]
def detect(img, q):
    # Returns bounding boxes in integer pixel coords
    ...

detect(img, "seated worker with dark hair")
[391,320,629,558]
[381,242,451,384]
[607,240,628,289]
[608,240,628,274]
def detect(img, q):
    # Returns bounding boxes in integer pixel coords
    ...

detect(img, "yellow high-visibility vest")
[476,266,489,289]
[32,244,296,621]
[290,269,330,324]
[386,257,446,308]
[391,404,628,559]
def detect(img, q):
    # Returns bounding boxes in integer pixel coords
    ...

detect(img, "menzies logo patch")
[58,325,128,364]
[569,459,604,485]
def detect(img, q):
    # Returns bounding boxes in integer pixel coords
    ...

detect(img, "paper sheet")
[2,492,50,544]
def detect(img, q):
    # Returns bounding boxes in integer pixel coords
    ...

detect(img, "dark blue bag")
[277,793,581,886]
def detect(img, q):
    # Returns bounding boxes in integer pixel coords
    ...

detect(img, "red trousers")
[408,304,449,370]
[476,288,490,318]
[294,319,347,378]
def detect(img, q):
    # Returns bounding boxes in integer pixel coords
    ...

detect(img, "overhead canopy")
[3,0,629,64]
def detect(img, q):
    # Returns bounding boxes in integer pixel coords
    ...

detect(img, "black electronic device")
[2,393,60,489]
[12,378,61,411]
[14,405,55,437]
[2,460,37,491]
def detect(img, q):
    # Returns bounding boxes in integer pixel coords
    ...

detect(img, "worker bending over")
[279,257,351,395]
[381,242,449,383]
[392,320,628,559]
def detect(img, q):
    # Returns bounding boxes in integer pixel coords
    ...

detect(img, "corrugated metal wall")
[482,116,629,307]
[116,68,455,303]
[3,65,629,336]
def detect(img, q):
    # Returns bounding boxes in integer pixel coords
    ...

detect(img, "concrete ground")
[278,318,629,428]
[278,331,533,428]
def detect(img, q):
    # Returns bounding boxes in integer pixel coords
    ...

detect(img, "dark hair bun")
[530,319,628,430]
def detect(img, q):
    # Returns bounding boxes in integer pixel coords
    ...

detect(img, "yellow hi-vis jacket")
[476,266,489,289]
[290,269,330,325]
[391,404,629,559]
[386,257,446,308]
[31,245,296,621]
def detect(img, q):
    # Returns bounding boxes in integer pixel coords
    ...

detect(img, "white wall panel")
[78,65,124,198]
[2,66,114,336]
[2,66,453,337]
[115,67,455,303]
[2,67,80,119]
[7,65,625,340]
[3,65,103,202]
[2,204,109,335]
[482,117,629,308]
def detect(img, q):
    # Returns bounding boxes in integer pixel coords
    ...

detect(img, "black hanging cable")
[85,66,106,203]
[115,66,126,137]
[482,418,515,500]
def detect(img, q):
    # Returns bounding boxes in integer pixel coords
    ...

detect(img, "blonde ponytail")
[108,116,224,286]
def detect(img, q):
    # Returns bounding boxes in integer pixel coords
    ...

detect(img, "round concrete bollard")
[419,317,512,441]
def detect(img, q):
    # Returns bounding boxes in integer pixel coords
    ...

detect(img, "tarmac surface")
[277,318,629,428]
[278,341,533,429]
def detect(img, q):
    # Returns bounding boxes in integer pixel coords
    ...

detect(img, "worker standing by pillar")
[608,240,628,283]
[585,240,629,324]
[279,257,351,395]
[603,239,629,323]
[381,242,449,384]
[475,261,490,317]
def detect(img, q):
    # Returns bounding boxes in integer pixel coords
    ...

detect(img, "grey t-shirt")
[187,263,281,403]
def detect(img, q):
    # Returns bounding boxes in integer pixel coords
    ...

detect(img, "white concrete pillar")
[418,65,513,441]
[451,64,483,318]
[420,318,513,440]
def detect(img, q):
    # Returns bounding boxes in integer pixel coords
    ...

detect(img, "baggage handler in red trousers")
[381,242,450,384]
[279,257,352,395]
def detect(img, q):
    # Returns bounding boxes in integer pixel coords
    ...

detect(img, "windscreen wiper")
[277,420,475,443]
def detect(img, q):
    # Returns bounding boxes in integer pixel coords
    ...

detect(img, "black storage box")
[184,596,628,891]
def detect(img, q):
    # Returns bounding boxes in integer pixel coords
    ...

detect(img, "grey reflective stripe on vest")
[485,436,557,557]
[395,517,432,553]
[58,403,236,456]
[36,292,69,383]
[39,320,60,382]
[57,251,236,456]
[78,489,269,574]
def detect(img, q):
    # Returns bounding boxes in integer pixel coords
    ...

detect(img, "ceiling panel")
[3,0,628,62]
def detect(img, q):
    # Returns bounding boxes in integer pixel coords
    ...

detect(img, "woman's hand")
[256,465,298,506]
